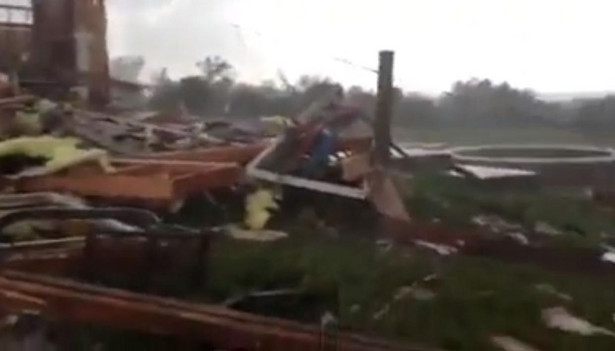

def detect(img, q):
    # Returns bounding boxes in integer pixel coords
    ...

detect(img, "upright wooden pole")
[368,50,408,222]
[373,50,394,166]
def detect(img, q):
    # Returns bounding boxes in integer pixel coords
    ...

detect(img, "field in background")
[394,128,614,147]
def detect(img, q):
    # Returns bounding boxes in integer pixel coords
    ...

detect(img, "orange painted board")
[16,164,242,203]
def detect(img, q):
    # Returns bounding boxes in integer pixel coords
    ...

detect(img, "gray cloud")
[106,0,615,93]
[107,0,256,80]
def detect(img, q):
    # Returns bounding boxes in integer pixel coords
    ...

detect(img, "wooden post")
[373,50,394,166]
[368,50,409,222]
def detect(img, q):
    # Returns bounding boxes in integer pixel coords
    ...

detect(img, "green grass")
[192,173,615,350]
[201,233,615,350]
[58,232,615,351]
[77,170,615,350]
[404,173,615,247]
[47,171,615,350]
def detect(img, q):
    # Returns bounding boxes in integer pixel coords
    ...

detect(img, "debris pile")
[1,2,613,348]
[1,58,614,350]
[0,85,434,350]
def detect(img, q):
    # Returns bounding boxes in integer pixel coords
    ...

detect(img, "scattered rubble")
[372,304,390,320]
[507,232,530,245]
[534,284,573,301]
[394,286,436,301]
[542,307,615,337]
[601,252,615,264]
[534,221,562,236]
[414,240,458,256]
[472,215,523,233]
[491,335,541,351]
[0,270,413,351]
[0,77,434,349]
[226,225,288,242]
[376,239,394,252]
[456,164,536,180]
[374,274,439,320]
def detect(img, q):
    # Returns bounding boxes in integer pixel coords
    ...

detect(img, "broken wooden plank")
[247,140,367,199]
[0,270,432,351]
[341,153,371,181]
[145,143,267,164]
[112,158,235,174]
[0,289,47,312]
[0,237,84,251]
[367,171,410,221]
[15,163,242,205]
[0,247,82,276]
[0,95,35,108]
[339,137,372,154]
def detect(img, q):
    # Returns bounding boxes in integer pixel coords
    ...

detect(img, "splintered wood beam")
[373,51,394,166]
[145,143,267,164]
[16,162,242,206]
[0,271,432,351]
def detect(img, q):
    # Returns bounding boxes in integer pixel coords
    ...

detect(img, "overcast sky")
[106,0,615,94]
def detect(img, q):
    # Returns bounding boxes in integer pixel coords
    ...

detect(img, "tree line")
[137,56,615,132]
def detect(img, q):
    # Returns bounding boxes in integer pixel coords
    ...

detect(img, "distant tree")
[150,68,181,111]
[149,57,236,116]
[148,56,604,131]
[177,76,210,114]
[438,79,550,128]
[573,96,615,131]
[276,70,295,93]
[292,75,340,113]
[346,86,376,112]
[346,87,438,128]
[151,68,171,85]
[196,56,234,83]
[395,93,438,128]
[227,84,278,116]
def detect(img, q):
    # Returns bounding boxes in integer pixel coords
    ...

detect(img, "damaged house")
[0,0,109,105]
